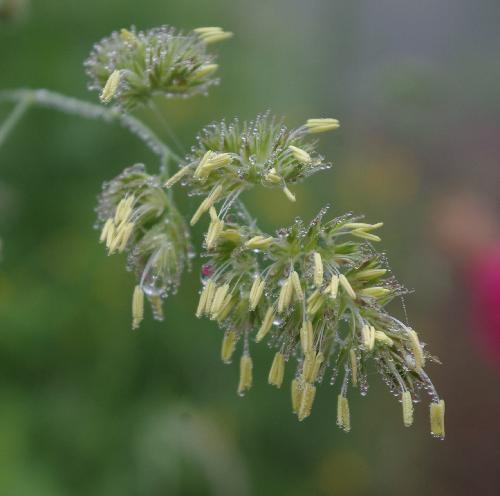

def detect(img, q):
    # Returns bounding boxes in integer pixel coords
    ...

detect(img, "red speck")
[202,264,214,277]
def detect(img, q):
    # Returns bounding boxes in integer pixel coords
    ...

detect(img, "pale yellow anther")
[164,165,191,189]
[329,274,339,299]
[132,285,144,330]
[245,235,273,250]
[300,320,314,354]
[194,151,232,179]
[221,330,237,364]
[289,145,312,164]
[375,330,394,347]
[355,268,387,280]
[206,217,224,250]
[205,280,217,313]
[337,395,351,432]
[237,354,253,395]
[339,274,356,299]
[277,278,293,313]
[307,289,320,305]
[249,276,265,311]
[351,229,381,242]
[113,200,125,226]
[430,400,445,439]
[268,352,285,388]
[302,352,315,383]
[210,283,230,316]
[114,195,134,225]
[193,26,224,34]
[105,223,116,249]
[291,378,302,414]
[190,184,223,225]
[264,167,282,184]
[194,27,233,44]
[209,207,218,222]
[313,252,323,288]
[298,382,316,421]
[359,287,391,298]
[192,63,219,79]
[402,391,414,427]
[108,221,134,254]
[118,222,135,253]
[290,270,304,301]
[282,186,296,203]
[311,351,324,382]
[196,280,215,318]
[305,118,340,134]
[100,70,121,104]
[100,218,114,243]
[361,324,375,351]
[369,326,376,350]
[350,349,358,386]
[213,294,235,321]
[407,329,425,370]
[306,289,324,316]
[343,222,383,231]
[256,307,275,342]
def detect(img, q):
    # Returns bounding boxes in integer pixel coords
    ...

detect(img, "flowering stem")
[0,89,180,162]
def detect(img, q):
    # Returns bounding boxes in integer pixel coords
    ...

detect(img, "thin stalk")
[0,89,180,162]
[0,96,32,148]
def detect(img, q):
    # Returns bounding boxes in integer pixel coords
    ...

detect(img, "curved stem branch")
[0,95,32,148]
[0,89,181,162]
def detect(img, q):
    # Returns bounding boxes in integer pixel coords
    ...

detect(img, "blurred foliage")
[1,0,500,495]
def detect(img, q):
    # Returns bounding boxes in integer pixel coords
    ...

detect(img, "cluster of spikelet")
[85,25,232,109]
[92,24,444,438]
[97,163,191,325]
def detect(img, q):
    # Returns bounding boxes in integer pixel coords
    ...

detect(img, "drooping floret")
[97,164,192,325]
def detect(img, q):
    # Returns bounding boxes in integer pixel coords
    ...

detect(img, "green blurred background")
[1,1,500,494]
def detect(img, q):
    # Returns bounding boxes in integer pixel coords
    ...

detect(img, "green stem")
[0,95,32,148]
[0,89,181,162]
